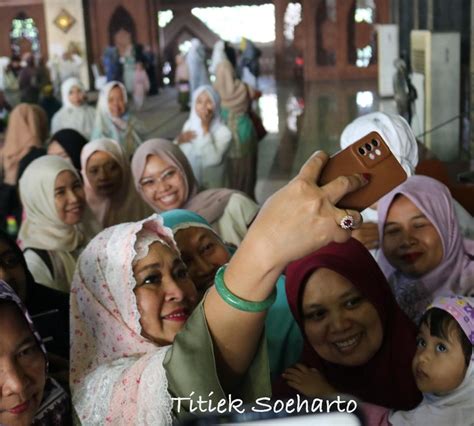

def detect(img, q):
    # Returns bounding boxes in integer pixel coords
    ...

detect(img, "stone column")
[413,0,419,29]
[42,0,90,88]
[301,0,317,81]
[426,0,434,31]
[274,0,289,80]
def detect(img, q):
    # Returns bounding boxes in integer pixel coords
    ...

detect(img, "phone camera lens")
[358,147,365,155]
[371,139,379,147]
[365,143,372,151]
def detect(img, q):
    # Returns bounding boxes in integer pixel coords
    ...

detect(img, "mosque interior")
[0,0,473,204]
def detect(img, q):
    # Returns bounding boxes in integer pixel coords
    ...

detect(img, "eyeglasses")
[0,250,22,269]
[139,167,179,190]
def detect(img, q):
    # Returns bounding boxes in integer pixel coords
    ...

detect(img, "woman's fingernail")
[362,173,371,183]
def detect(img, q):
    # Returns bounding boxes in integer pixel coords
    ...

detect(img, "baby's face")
[412,322,468,395]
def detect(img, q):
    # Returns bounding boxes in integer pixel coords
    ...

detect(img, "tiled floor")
[136,76,470,205]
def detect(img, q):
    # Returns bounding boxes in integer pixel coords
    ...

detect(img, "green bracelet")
[214,264,277,312]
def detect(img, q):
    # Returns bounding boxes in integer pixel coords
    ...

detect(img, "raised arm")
[204,151,368,389]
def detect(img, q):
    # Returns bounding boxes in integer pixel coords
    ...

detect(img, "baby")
[365,295,473,425]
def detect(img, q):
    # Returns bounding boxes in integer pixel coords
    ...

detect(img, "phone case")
[318,131,407,211]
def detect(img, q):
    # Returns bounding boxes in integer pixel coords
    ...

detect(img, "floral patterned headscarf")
[70,214,177,425]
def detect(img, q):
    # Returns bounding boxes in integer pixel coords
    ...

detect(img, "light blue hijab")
[161,209,303,379]
[161,209,217,237]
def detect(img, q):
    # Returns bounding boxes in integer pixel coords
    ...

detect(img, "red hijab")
[281,238,421,410]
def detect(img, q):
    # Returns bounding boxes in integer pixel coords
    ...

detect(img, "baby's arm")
[282,363,337,398]
[360,403,392,426]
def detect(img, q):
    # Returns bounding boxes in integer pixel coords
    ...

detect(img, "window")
[191,5,275,43]
[158,10,174,28]
[284,3,302,42]
[10,13,40,55]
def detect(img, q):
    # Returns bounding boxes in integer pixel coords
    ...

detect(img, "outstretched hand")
[245,151,368,271]
[204,151,367,388]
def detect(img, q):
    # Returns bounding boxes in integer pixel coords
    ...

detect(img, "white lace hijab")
[70,214,178,425]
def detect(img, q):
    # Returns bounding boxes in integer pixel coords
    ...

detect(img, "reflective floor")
[252,77,399,203]
[136,76,461,204]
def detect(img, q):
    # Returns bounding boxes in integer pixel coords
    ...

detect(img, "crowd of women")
[0,37,473,426]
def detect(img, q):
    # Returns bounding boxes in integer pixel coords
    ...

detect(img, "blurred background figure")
[186,38,210,97]
[19,53,39,103]
[133,60,150,110]
[38,84,61,127]
[143,45,158,95]
[3,56,21,107]
[51,77,96,139]
[0,90,12,133]
[175,53,190,112]
[237,37,261,89]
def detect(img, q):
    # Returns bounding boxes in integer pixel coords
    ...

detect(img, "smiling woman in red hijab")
[278,238,422,410]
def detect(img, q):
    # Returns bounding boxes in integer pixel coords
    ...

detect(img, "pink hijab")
[130,138,238,223]
[2,103,48,185]
[70,215,176,424]
[377,175,474,322]
[81,138,152,227]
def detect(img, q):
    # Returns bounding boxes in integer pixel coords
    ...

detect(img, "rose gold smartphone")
[318,131,407,211]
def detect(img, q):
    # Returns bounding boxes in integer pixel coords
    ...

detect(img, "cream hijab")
[18,156,99,291]
[81,138,153,228]
[131,138,237,223]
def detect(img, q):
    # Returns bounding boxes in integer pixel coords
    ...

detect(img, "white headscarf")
[97,80,128,119]
[186,85,222,138]
[60,77,85,108]
[91,81,145,158]
[340,112,418,177]
[209,40,227,75]
[51,77,96,138]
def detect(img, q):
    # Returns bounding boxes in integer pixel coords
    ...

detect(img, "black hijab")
[0,230,69,359]
[50,128,88,171]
